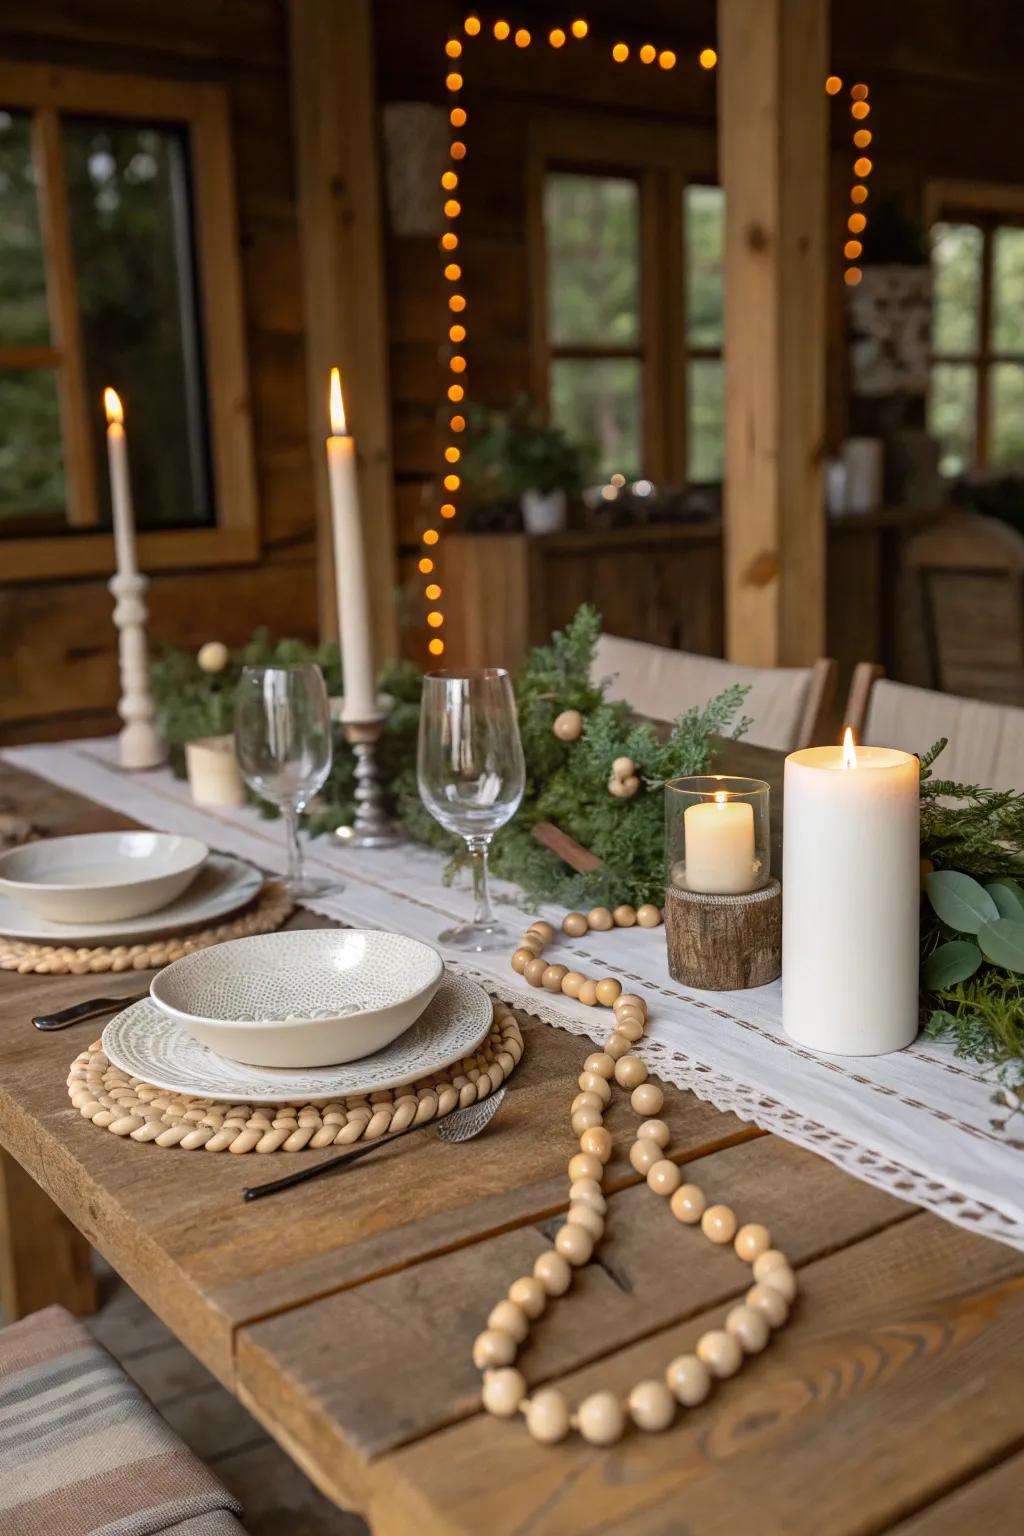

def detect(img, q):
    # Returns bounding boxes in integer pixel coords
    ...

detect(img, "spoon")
[242,1084,507,1202]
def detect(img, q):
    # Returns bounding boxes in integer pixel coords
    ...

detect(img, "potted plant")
[459,398,585,534]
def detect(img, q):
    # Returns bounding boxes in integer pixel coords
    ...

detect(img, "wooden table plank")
[235,1135,912,1511]
[883,1449,1024,1534]
[364,1216,1024,1536]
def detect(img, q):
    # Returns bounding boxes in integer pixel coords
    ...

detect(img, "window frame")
[526,111,718,487]
[0,60,259,580]
[926,179,1024,476]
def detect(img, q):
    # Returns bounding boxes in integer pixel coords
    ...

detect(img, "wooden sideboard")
[440,511,936,711]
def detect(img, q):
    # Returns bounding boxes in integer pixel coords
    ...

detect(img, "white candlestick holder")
[108,571,164,771]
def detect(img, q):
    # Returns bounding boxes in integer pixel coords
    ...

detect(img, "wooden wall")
[0,0,318,744]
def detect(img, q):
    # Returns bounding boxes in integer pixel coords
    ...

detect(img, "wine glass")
[234,664,337,899]
[417,668,526,951]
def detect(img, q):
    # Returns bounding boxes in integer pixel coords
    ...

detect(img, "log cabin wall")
[0,0,317,744]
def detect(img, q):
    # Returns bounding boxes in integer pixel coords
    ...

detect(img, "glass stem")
[283,803,304,889]
[466,835,495,925]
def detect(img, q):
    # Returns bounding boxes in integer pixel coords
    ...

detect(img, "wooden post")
[718,0,828,666]
[289,0,398,663]
[0,1150,97,1320]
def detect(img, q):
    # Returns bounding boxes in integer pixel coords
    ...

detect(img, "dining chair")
[592,634,836,751]
[0,1305,250,1535]
[905,511,1024,706]
[844,665,1024,791]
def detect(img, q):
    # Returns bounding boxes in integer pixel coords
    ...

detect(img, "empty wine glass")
[234,664,337,899]
[418,668,526,951]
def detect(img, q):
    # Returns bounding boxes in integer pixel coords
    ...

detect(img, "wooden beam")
[289,0,398,663]
[718,0,828,665]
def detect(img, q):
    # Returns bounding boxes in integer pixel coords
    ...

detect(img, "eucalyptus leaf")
[986,880,1024,922]
[921,939,982,991]
[924,870,999,934]
[977,918,1024,973]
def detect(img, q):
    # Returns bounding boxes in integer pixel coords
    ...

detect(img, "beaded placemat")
[66,1001,523,1151]
[0,882,293,976]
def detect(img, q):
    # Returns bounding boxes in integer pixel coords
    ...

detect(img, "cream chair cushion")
[864,678,1024,792]
[592,634,821,752]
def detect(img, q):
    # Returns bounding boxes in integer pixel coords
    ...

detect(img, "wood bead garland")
[510,918,661,1020]
[473,983,799,1444]
[561,905,662,937]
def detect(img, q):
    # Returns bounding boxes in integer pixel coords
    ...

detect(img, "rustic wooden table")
[1,757,1023,1536]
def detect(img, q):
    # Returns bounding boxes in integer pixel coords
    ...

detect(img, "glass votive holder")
[665,776,771,896]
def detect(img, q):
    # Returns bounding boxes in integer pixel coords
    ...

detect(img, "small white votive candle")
[783,733,919,1055]
[185,735,245,807]
[684,794,756,894]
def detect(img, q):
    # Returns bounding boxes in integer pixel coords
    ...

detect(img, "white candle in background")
[684,792,756,893]
[104,387,137,577]
[326,368,377,723]
[783,729,919,1055]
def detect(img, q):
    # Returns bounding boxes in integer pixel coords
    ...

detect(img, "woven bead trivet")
[0,881,293,976]
[67,1001,524,1152]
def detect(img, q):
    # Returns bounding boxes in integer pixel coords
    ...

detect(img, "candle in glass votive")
[783,729,919,1055]
[684,792,757,893]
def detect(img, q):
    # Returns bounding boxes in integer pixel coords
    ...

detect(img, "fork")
[241,1084,507,1202]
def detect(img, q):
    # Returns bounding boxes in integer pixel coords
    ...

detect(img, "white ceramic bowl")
[149,928,445,1068]
[0,832,208,923]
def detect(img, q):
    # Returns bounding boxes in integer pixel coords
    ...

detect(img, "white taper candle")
[326,368,377,723]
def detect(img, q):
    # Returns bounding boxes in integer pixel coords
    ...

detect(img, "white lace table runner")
[5,738,1022,1251]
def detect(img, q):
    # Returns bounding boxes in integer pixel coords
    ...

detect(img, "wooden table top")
[1,756,1022,1535]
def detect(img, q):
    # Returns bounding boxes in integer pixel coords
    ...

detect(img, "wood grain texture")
[0,1147,97,1320]
[665,879,782,989]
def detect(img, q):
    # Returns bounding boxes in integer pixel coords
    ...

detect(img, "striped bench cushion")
[0,1305,246,1536]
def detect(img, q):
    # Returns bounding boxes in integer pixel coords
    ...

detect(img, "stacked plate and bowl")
[1,832,492,1102]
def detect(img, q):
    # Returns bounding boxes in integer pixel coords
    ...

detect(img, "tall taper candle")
[326,368,377,723]
[782,731,919,1055]
[104,387,138,578]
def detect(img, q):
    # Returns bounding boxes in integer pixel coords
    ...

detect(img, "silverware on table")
[33,994,147,1031]
[242,1084,507,1202]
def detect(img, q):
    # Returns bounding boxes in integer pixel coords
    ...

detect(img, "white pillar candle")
[326,368,377,723]
[185,735,245,807]
[104,387,137,578]
[684,794,756,893]
[783,732,919,1055]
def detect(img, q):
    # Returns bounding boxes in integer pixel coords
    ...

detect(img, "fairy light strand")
[424,20,873,657]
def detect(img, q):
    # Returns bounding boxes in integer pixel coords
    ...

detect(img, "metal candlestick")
[335,703,401,850]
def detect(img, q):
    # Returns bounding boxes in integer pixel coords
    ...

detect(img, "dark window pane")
[545,173,639,347]
[551,357,640,480]
[0,369,65,523]
[990,361,1024,469]
[0,110,50,346]
[931,222,982,357]
[688,358,724,482]
[63,117,213,531]
[685,184,724,348]
[928,361,976,476]
[992,227,1024,354]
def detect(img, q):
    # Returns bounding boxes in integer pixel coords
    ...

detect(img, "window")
[928,189,1024,477]
[530,118,721,488]
[0,63,257,579]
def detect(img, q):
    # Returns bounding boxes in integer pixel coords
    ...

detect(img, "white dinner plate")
[101,971,494,1103]
[0,853,263,945]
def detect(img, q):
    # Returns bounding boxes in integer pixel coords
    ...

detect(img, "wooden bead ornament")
[561,905,662,936]
[473,975,798,1444]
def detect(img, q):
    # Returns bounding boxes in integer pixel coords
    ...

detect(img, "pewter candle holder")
[335,702,401,850]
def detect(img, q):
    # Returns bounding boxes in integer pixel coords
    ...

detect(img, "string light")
[844,240,863,259]
[425,583,442,600]
[850,82,869,101]
[450,414,466,431]
[423,529,440,545]
[427,612,445,628]
[464,15,481,35]
[853,157,872,177]
[446,71,463,91]
[448,383,465,402]
[825,75,842,94]
[612,42,629,62]
[699,48,717,69]
[850,184,868,204]
[514,28,531,47]
[441,503,457,518]
[446,39,462,58]
[853,128,871,148]
[451,141,466,159]
[443,473,461,490]
[444,446,461,463]
[449,355,466,373]
[444,262,462,280]
[658,50,676,69]
[419,557,435,574]
[639,44,655,63]
[494,19,510,40]
[450,106,467,127]
[428,638,445,656]
[844,268,862,286]
[440,231,458,251]
[550,28,565,47]
[449,293,466,312]
[444,198,461,218]
[449,323,466,343]
[851,100,870,120]
[441,171,459,191]
[571,19,588,38]
[848,212,867,233]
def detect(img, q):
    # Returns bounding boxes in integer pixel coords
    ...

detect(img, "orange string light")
[639,43,655,63]
[450,414,466,431]
[699,48,717,69]
[571,19,588,38]
[449,294,466,312]
[844,268,862,286]
[550,28,566,47]
[427,611,445,628]
[612,42,629,62]
[853,128,872,148]
[419,557,435,574]
[441,171,459,191]
[444,446,461,463]
[850,184,868,204]
[853,157,872,177]
[423,529,440,546]
[444,199,461,218]
[844,239,863,259]
[425,583,442,600]
[444,262,462,280]
[446,71,463,92]
[825,75,842,94]
[848,212,867,233]
[451,141,466,159]
[450,106,467,127]
[448,384,464,402]
[441,503,457,518]
[850,82,869,101]
[494,20,510,40]
[464,15,481,36]
[514,27,531,47]
[440,231,458,251]
[428,638,445,656]
[446,39,462,58]
[449,323,466,343]
[851,100,870,119]
[658,49,676,69]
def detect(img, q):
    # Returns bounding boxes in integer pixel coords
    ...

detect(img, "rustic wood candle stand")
[664,878,782,991]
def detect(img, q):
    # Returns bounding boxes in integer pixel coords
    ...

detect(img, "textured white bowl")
[0,832,208,923]
[149,928,445,1068]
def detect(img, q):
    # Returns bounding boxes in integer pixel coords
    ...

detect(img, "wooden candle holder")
[664,877,782,991]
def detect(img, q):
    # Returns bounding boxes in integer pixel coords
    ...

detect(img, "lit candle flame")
[329,367,347,436]
[104,387,123,425]
[842,726,858,769]
[714,790,728,804]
